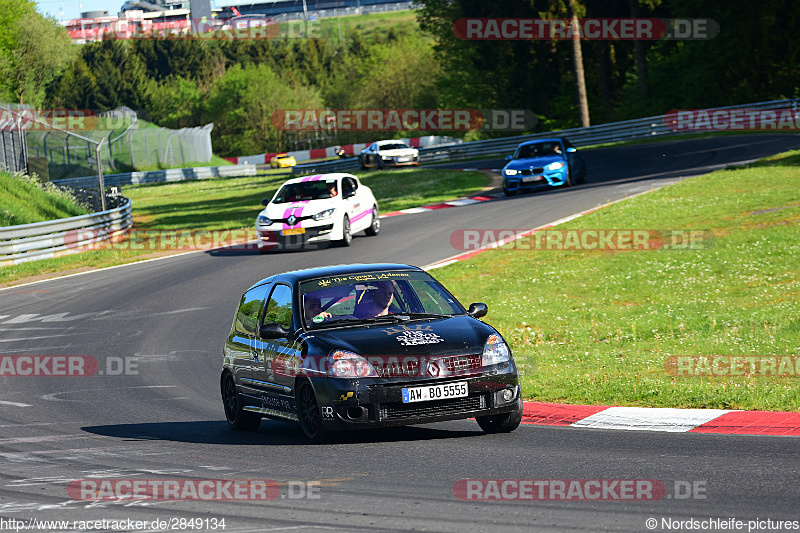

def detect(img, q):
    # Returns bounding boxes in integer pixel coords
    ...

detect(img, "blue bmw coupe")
[502,137,586,196]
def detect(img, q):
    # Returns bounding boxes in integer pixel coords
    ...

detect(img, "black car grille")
[441,354,482,373]
[380,393,487,421]
[371,354,482,378]
[519,167,544,176]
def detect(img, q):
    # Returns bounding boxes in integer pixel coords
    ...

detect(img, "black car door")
[227,283,270,396]
[251,283,300,413]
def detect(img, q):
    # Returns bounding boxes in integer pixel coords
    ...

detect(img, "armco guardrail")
[292,158,361,174]
[0,197,132,266]
[52,164,258,189]
[289,98,799,172]
[416,98,799,164]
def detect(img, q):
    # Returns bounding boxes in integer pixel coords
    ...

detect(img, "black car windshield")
[378,143,409,151]
[272,180,338,203]
[514,142,563,159]
[300,270,465,329]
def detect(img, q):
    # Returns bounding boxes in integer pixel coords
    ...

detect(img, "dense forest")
[1,0,798,157]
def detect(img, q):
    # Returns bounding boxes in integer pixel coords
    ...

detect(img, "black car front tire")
[221,372,261,431]
[296,380,329,443]
[476,398,523,434]
[360,156,368,170]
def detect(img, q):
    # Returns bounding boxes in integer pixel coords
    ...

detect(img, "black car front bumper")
[312,364,520,431]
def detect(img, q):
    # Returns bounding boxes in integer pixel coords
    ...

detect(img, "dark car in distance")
[221,263,522,442]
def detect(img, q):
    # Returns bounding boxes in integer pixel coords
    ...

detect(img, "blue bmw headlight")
[257,215,273,226]
[504,169,518,176]
[546,162,565,170]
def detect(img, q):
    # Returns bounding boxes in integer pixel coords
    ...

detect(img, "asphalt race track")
[1,134,799,532]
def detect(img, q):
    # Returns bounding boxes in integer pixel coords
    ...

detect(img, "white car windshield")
[272,180,338,204]
[378,143,410,151]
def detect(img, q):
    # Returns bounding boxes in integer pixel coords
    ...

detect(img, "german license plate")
[281,228,305,236]
[402,381,468,403]
[522,175,542,183]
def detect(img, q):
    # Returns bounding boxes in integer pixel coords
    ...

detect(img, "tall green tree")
[0,0,74,106]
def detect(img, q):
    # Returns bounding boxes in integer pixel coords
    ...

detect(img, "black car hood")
[306,315,496,357]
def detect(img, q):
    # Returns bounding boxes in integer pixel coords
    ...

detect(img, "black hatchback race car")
[221,263,522,442]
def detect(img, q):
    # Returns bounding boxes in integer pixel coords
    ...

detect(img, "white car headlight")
[328,350,378,378]
[547,162,565,170]
[312,208,335,221]
[504,169,518,176]
[482,334,511,366]
[257,215,273,226]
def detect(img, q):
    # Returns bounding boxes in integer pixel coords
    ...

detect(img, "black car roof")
[247,263,422,291]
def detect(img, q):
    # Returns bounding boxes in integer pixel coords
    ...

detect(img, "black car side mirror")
[261,199,269,206]
[259,322,289,339]
[467,302,488,318]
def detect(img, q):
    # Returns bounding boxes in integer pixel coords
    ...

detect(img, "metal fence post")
[96,138,107,212]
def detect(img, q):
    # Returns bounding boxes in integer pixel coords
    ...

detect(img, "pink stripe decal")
[281,202,309,229]
[351,208,372,224]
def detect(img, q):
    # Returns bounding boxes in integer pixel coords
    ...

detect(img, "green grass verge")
[0,171,90,226]
[432,150,800,411]
[0,168,487,285]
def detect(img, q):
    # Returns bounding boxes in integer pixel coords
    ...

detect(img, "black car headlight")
[482,334,511,366]
[328,350,378,378]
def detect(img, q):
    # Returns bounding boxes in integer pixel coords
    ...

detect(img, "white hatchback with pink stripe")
[256,173,380,251]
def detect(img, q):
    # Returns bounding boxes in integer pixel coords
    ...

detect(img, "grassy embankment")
[0,168,488,285]
[434,150,800,411]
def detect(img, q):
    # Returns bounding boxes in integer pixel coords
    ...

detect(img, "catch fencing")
[0,102,214,211]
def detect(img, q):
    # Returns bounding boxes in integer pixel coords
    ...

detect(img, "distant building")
[61,0,409,42]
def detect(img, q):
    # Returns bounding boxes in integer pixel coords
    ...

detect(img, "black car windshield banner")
[300,270,423,293]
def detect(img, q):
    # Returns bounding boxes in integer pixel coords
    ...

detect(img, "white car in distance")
[256,173,380,251]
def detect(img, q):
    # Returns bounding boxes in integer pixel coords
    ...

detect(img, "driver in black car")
[354,281,394,318]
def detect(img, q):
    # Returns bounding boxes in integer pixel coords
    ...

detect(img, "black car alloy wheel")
[296,381,327,442]
[222,373,261,431]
